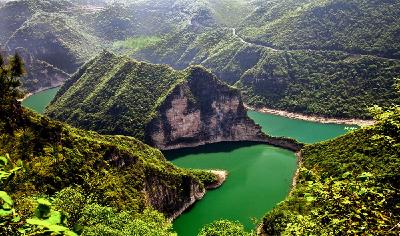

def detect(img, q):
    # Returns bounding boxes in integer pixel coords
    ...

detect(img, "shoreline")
[290,151,303,195]
[168,169,228,221]
[17,84,62,102]
[245,105,375,126]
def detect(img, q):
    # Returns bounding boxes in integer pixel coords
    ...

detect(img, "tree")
[0,53,25,132]
[0,53,25,103]
[198,220,254,236]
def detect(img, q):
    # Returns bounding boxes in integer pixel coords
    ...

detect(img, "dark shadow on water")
[164,141,265,161]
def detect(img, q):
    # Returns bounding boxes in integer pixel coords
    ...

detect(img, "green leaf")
[45,211,62,225]
[0,156,8,166]
[0,191,13,206]
[26,218,51,227]
[0,209,13,217]
[37,198,51,206]
[12,215,21,223]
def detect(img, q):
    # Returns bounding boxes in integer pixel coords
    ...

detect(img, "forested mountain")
[240,0,400,59]
[2,0,400,235]
[135,0,400,119]
[2,0,399,118]
[45,51,267,150]
[0,0,254,94]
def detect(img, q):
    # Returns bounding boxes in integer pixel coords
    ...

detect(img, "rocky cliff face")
[146,67,266,150]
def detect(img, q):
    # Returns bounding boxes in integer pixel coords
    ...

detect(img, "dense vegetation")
[238,51,400,118]
[45,51,186,140]
[261,104,400,234]
[0,53,219,235]
[5,0,399,118]
[240,0,400,59]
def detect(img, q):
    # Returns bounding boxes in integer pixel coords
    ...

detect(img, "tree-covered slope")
[261,106,400,235]
[6,12,102,73]
[240,0,400,59]
[46,51,186,139]
[135,0,400,119]
[15,47,70,93]
[238,51,400,118]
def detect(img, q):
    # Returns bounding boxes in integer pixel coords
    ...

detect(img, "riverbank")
[245,105,375,126]
[290,152,303,195]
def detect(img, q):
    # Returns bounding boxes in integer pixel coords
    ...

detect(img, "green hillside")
[6,11,103,73]
[240,0,400,59]
[135,26,400,118]
[45,51,267,151]
[261,105,400,234]
[134,0,400,119]
[46,51,187,140]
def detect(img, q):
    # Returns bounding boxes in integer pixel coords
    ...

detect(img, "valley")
[22,87,352,236]
[1,0,399,235]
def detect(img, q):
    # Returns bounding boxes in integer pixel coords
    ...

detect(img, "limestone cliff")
[145,66,266,150]
[144,172,206,219]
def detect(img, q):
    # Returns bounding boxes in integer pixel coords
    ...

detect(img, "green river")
[22,87,351,236]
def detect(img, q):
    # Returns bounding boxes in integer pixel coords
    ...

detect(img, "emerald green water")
[166,142,297,236]
[247,110,354,144]
[21,87,60,114]
[166,112,352,235]
[23,89,351,236]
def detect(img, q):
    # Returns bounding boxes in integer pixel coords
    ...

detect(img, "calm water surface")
[166,143,297,236]
[22,87,60,114]
[247,110,354,143]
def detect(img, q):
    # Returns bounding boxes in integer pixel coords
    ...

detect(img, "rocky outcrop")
[145,66,266,150]
[144,172,206,220]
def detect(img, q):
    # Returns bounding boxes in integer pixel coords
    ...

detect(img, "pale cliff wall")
[145,67,266,150]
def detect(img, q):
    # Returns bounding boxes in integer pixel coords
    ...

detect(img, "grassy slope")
[262,107,400,235]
